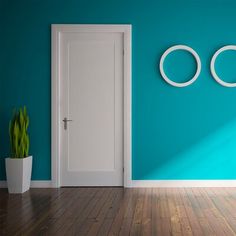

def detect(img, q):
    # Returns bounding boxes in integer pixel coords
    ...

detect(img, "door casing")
[51,24,132,188]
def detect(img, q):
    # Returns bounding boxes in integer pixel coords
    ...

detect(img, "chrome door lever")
[63,117,73,130]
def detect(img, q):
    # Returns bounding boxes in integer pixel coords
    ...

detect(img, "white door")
[59,27,124,186]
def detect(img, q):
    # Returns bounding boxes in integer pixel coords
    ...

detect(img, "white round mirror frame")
[210,45,236,87]
[159,45,201,87]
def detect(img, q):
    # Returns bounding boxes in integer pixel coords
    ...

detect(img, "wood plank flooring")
[1,188,236,235]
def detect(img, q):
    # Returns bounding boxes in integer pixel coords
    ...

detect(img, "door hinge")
[123,49,125,55]
[123,167,124,172]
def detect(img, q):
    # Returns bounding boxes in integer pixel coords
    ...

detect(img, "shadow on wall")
[0,107,10,179]
[136,117,236,180]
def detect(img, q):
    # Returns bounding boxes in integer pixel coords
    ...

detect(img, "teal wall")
[1,0,236,180]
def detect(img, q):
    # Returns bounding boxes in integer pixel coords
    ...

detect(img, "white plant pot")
[5,156,33,194]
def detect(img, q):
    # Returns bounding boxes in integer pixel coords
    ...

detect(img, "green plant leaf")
[9,107,30,158]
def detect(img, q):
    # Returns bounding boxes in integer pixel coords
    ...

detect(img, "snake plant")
[9,106,30,158]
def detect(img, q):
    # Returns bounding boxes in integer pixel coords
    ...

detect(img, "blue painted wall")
[1,0,236,180]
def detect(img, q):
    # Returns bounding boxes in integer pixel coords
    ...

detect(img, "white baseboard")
[0,180,52,188]
[1,180,236,188]
[30,181,52,188]
[129,180,236,188]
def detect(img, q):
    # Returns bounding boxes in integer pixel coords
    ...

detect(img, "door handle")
[63,117,73,130]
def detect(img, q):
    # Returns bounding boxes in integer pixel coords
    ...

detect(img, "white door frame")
[51,24,132,188]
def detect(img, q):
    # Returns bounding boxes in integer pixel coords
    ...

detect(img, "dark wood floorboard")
[1,187,236,235]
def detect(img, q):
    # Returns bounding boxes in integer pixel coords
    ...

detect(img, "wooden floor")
[1,188,236,235]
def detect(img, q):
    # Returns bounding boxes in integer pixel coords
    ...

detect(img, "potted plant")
[5,106,32,193]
